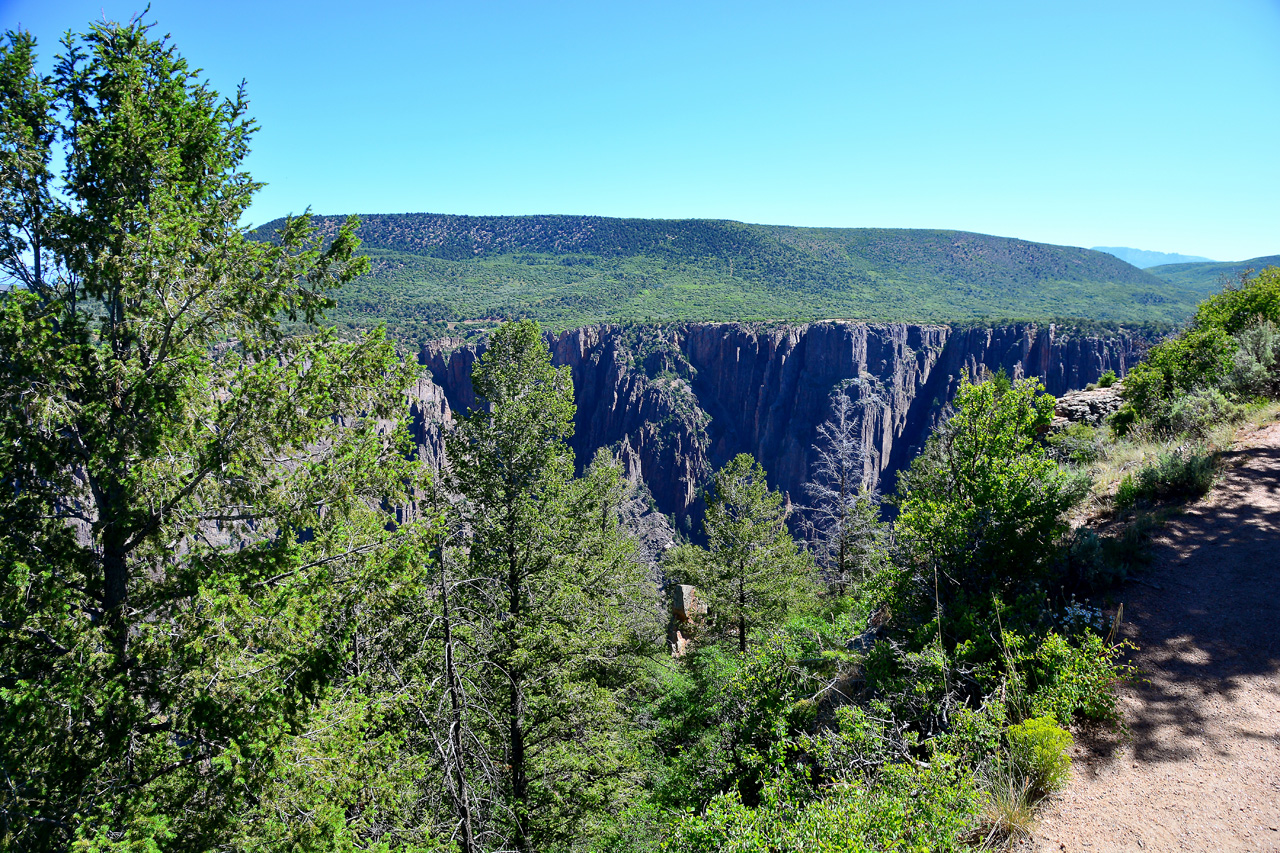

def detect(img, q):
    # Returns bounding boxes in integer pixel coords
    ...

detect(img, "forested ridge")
[7,15,1280,853]
[1145,253,1280,297]
[251,213,1202,341]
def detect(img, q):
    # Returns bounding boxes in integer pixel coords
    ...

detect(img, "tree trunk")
[100,499,130,656]
[738,567,747,654]
[506,511,530,853]
[439,558,475,853]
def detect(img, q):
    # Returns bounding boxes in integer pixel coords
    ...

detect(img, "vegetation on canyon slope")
[1145,254,1280,298]
[256,213,1201,342]
[8,15,1280,853]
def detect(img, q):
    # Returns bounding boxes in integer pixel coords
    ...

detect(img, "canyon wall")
[412,322,1143,528]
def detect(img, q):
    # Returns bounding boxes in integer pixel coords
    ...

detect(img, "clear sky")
[5,0,1279,262]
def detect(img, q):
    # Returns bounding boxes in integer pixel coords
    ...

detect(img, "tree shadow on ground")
[1074,443,1280,769]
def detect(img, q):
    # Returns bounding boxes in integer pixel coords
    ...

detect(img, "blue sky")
[5,0,1279,261]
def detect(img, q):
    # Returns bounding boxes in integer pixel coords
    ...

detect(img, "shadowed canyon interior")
[407,321,1142,526]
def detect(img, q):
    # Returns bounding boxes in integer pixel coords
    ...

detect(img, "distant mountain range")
[1092,247,1215,268]
[255,214,1210,341]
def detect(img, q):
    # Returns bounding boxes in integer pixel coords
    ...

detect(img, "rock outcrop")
[1054,385,1125,427]
[413,322,1145,526]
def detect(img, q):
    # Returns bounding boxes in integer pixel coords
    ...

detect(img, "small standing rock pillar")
[668,584,708,656]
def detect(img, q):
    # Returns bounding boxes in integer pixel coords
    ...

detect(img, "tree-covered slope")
[1147,254,1280,298]
[254,213,1203,341]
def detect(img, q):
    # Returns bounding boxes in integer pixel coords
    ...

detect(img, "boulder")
[1054,385,1123,427]
[670,584,707,624]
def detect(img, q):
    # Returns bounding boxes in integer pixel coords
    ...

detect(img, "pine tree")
[445,321,657,851]
[687,454,815,653]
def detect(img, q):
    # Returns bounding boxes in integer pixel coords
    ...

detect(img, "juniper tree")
[0,20,418,850]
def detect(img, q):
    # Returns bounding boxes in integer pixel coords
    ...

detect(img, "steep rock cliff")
[414,322,1144,526]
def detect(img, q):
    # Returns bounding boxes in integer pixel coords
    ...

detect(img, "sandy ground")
[1019,423,1280,852]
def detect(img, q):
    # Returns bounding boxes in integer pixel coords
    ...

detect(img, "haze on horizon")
[7,0,1280,263]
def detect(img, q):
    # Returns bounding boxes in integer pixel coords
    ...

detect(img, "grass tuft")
[978,763,1037,846]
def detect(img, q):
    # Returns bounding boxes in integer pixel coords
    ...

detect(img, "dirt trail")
[1021,422,1280,852]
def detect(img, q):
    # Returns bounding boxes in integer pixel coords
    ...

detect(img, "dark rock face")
[414,322,1144,525]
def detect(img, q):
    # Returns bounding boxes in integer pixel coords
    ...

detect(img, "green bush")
[1104,513,1157,571]
[648,629,840,812]
[1047,422,1103,466]
[800,703,901,784]
[934,700,1008,765]
[1108,402,1139,435]
[666,758,980,853]
[1006,717,1072,796]
[1193,266,1280,334]
[1226,321,1280,398]
[1122,326,1236,418]
[1097,369,1118,388]
[1116,446,1216,508]
[1121,268,1280,422]
[1063,528,1128,591]
[894,377,1086,650]
[1165,387,1242,438]
[1024,631,1127,724]
[1066,515,1155,592]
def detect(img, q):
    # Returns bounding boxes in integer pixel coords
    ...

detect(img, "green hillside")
[1147,254,1280,298]
[255,213,1203,341]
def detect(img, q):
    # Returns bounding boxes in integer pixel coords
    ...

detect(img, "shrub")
[1194,265,1280,335]
[1165,387,1242,438]
[1109,402,1139,435]
[1115,472,1140,507]
[1122,326,1236,418]
[1105,512,1157,570]
[1116,446,1216,508]
[1047,422,1102,466]
[1024,631,1127,724]
[1063,528,1128,591]
[1121,268,1280,420]
[801,704,900,783]
[666,758,981,853]
[1066,514,1155,591]
[894,377,1086,649]
[1006,716,1072,796]
[1226,321,1280,398]
[1097,369,1118,388]
[934,700,1007,765]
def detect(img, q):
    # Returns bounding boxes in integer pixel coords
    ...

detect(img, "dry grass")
[977,763,1038,848]
[1071,401,1280,521]
[1232,398,1280,438]
[1069,427,1181,522]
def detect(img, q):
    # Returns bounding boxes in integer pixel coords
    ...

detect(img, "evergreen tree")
[682,454,815,653]
[0,20,417,849]
[445,320,657,852]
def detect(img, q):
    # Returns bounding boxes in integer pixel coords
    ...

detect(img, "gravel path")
[1021,423,1280,852]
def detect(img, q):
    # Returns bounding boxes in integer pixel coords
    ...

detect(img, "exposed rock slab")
[1054,385,1124,427]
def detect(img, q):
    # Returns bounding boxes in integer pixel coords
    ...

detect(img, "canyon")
[407,321,1144,530]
